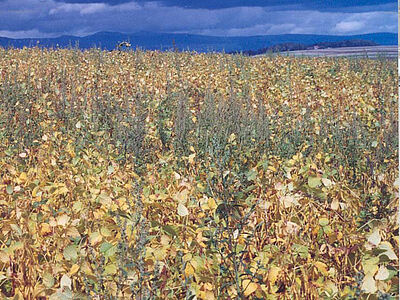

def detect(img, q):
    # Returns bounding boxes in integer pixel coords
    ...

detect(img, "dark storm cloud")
[53,0,396,11]
[53,0,131,4]
[0,0,397,38]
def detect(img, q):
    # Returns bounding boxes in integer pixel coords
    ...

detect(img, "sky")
[0,0,397,38]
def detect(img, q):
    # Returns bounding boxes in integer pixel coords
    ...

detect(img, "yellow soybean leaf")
[207,198,217,210]
[32,186,40,197]
[0,251,9,263]
[175,189,189,203]
[204,291,215,300]
[322,178,334,187]
[40,223,52,236]
[203,282,213,291]
[268,266,281,284]
[182,253,192,263]
[69,264,80,276]
[160,235,170,246]
[19,172,27,182]
[228,133,236,142]
[184,263,195,277]
[153,248,167,260]
[55,186,69,196]
[66,227,80,239]
[60,274,72,290]
[100,227,112,237]
[330,198,339,210]
[367,228,381,247]
[375,266,389,281]
[81,261,94,276]
[314,261,328,276]
[89,231,103,246]
[242,280,258,296]
[361,274,377,293]
[199,290,215,300]
[57,214,70,227]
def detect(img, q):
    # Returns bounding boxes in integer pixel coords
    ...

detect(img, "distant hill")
[0,31,396,53]
[238,39,379,56]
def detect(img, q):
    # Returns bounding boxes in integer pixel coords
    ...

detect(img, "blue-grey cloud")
[52,0,396,11]
[0,0,397,38]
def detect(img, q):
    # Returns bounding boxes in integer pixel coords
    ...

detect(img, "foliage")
[0,47,398,299]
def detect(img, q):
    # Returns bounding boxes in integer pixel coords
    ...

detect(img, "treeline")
[234,39,378,56]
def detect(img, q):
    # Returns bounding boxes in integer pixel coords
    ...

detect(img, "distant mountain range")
[0,31,396,53]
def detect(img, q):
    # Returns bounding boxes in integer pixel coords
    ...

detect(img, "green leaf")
[163,225,178,237]
[377,242,398,260]
[308,177,321,188]
[98,193,112,206]
[299,164,310,174]
[107,165,114,175]
[292,244,309,258]
[9,241,23,252]
[386,266,398,281]
[100,242,117,258]
[106,246,117,258]
[259,159,269,170]
[372,248,389,256]
[63,245,78,261]
[177,203,189,217]
[100,242,113,254]
[143,186,150,197]
[10,224,22,236]
[42,272,55,288]
[362,256,379,275]
[6,185,13,195]
[151,221,161,228]
[100,227,112,237]
[103,263,117,275]
[72,157,80,166]
[72,201,83,212]
[245,185,256,193]
[323,225,333,234]
[319,218,329,227]
[246,169,257,181]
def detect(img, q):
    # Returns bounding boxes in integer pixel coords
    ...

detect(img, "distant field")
[265,45,398,58]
